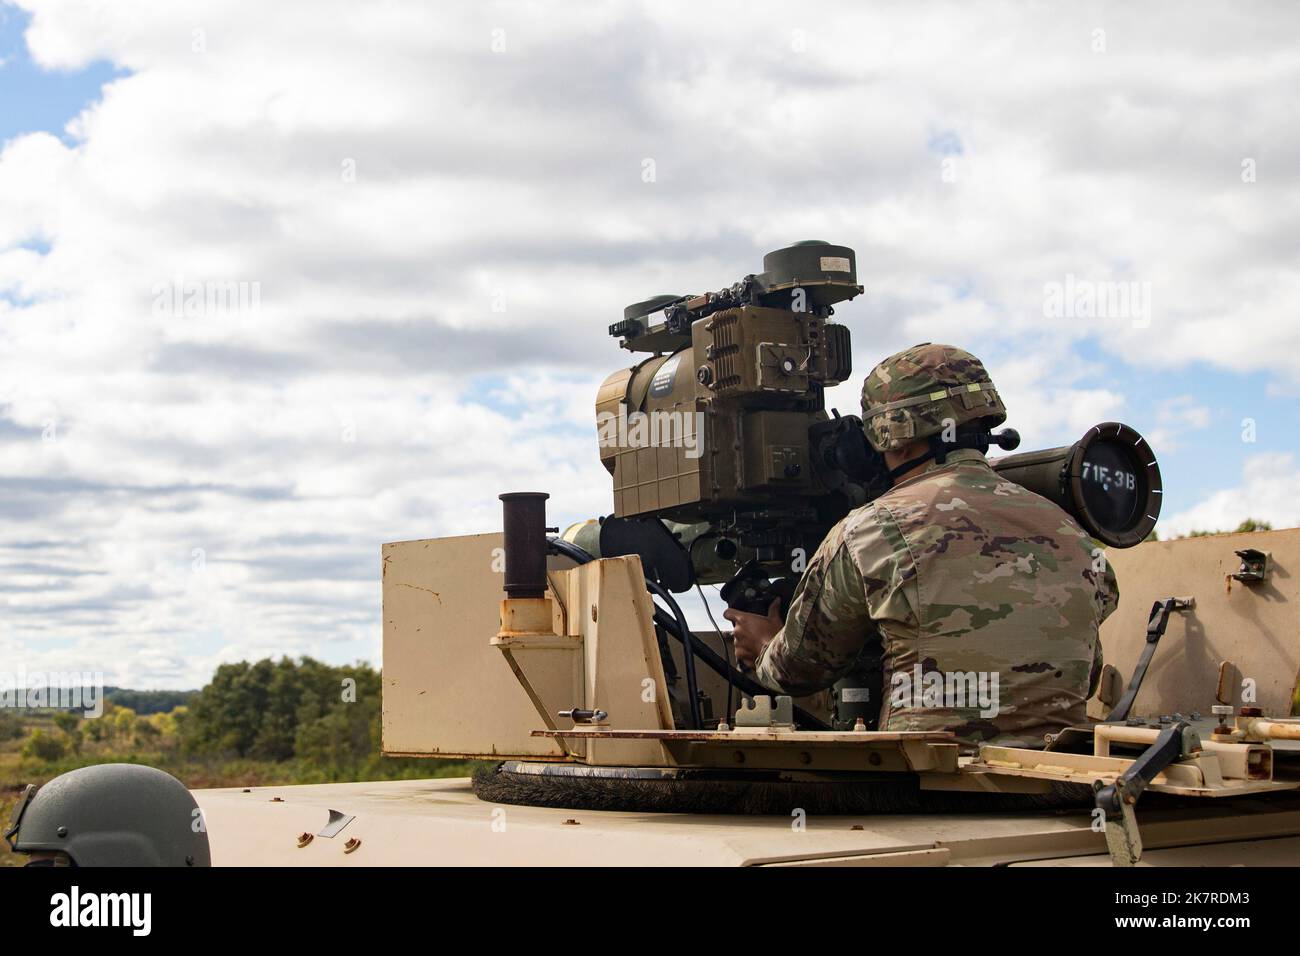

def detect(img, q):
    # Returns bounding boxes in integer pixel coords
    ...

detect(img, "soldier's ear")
[768,598,783,621]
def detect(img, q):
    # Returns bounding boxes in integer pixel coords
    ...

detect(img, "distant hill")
[1,686,194,714]
[103,688,197,715]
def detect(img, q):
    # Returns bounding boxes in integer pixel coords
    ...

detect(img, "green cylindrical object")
[991,422,1161,548]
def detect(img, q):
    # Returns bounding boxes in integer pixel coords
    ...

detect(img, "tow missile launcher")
[587,241,1161,596]
[570,242,1164,729]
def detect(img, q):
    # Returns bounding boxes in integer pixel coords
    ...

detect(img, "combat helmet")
[860,343,1006,453]
[4,763,212,866]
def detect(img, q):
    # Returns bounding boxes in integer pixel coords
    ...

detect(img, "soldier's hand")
[723,598,783,671]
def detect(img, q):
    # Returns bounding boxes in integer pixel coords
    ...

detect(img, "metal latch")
[559,708,608,725]
[1095,721,1199,866]
[1231,549,1269,584]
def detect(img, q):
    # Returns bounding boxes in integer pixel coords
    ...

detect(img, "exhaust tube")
[499,492,550,598]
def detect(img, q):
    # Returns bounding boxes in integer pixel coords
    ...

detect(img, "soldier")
[4,763,212,866]
[724,343,1119,748]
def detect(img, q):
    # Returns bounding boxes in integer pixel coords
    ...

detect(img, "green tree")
[181,656,385,767]
[133,719,160,746]
[1234,518,1272,533]
[85,717,109,742]
[50,712,84,753]
[52,711,80,734]
[112,706,138,740]
[294,667,382,771]
[1186,518,1274,538]
[106,689,195,715]
[22,729,67,762]
[181,660,274,756]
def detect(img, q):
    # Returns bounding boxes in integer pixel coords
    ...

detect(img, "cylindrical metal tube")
[499,492,550,599]
[989,444,1072,508]
[1092,723,1162,756]
[990,422,1161,548]
[1244,719,1300,742]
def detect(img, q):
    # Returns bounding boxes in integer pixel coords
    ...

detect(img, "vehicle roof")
[193,776,1300,866]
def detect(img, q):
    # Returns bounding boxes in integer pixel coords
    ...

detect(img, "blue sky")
[1072,346,1296,522]
[0,7,121,146]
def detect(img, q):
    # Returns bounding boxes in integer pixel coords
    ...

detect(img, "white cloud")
[1,0,1298,685]
[1146,395,1213,453]
[1157,453,1300,538]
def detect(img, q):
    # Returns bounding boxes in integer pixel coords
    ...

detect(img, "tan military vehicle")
[194,243,1300,867]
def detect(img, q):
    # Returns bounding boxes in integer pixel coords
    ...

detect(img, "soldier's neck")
[884,440,933,485]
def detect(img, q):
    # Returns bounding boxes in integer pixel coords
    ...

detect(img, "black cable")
[547,537,594,565]
[654,602,828,730]
[547,538,829,731]
[697,583,733,721]
[548,538,700,728]
[645,578,703,730]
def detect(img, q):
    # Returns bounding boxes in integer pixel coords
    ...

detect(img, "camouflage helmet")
[861,343,1006,452]
[4,763,211,866]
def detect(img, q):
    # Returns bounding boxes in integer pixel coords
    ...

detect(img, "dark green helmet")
[4,764,211,867]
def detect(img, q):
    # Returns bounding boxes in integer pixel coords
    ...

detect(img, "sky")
[1,0,1298,689]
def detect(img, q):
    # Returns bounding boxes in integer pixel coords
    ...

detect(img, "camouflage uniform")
[755,344,1120,748]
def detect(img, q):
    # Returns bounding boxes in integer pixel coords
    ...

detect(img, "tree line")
[8,657,404,777]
